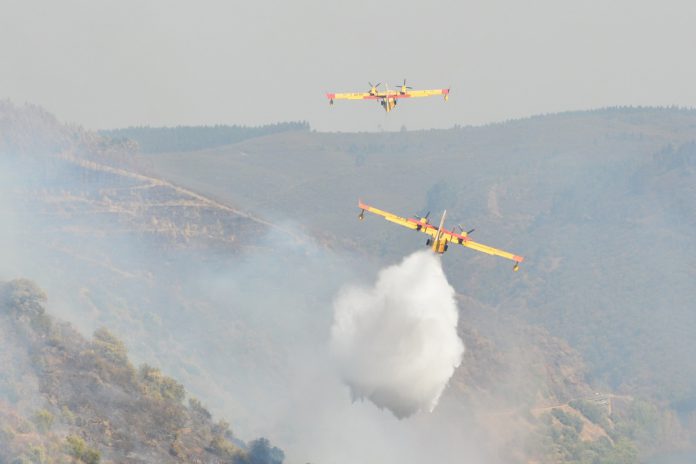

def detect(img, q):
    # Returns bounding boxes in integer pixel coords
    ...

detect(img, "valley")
[2,101,695,462]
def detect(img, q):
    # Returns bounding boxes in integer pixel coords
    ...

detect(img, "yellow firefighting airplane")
[327,80,450,112]
[358,200,524,271]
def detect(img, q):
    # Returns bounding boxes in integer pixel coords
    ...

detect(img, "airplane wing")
[394,88,450,99]
[359,200,524,267]
[441,230,524,263]
[327,92,380,101]
[358,200,422,230]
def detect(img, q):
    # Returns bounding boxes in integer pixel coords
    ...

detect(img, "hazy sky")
[2,0,696,131]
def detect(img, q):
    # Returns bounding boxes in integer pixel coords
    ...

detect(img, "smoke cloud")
[330,250,464,419]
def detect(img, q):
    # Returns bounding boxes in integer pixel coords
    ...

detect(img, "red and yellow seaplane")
[327,80,450,112]
[358,200,524,271]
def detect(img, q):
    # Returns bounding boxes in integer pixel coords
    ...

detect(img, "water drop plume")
[330,250,464,419]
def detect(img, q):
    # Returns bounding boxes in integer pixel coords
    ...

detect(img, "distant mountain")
[0,99,75,155]
[100,122,310,154]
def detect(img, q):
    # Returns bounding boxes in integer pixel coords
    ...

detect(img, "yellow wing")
[358,201,420,230]
[461,239,523,263]
[327,92,379,101]
[358,200,524,269]
[440,230,524,264]
[403,89,447,97]
[328,87,449,101]
[394,88,450,100]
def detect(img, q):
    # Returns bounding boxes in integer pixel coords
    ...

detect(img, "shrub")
[61,406,76,425]
[138,364,185,402]
[570,399,608,426]
[1,279,46,314]
[188,397,212,420]
[32,409,54,433]
[92,328,128,365]
[28,445,47,463]
[247,438,285,464]
[65,435,100,464]
[551,408,584,433]
[207,436,241,459]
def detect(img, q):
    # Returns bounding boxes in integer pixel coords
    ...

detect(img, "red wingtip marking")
[326,93,335,99]
[514,256,524,262]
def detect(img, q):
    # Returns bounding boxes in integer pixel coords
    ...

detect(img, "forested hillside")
[144,107,696,394]
[145,107,696,462]
[0,101,291,461]
[0,279,283,463]
[101,122,309,154]
[3,100,696,463]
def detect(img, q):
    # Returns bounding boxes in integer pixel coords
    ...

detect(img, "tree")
[92,328,129,365]
[247,438,285,464]
[1,279,46,318]
[65,435,100,464]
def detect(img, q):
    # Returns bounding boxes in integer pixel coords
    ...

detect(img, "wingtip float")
[358,200,524,271]
[328,80,450,113]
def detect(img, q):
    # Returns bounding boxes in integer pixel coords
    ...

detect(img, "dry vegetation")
[0,278,284,463]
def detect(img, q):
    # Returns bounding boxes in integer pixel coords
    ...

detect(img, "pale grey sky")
[2,0,696,132]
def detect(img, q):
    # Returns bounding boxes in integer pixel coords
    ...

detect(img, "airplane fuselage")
[380,97,397,112]
[426,210,449,253]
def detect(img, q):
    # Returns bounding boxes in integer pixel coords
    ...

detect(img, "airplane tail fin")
[436,210,447,239]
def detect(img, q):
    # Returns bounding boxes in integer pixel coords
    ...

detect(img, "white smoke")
[330,250,465,419]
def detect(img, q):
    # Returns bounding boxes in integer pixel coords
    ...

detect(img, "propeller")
[416,211,430,222]
[368,82,382,90]
[457,224,475,235]
[395,79,412,92]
